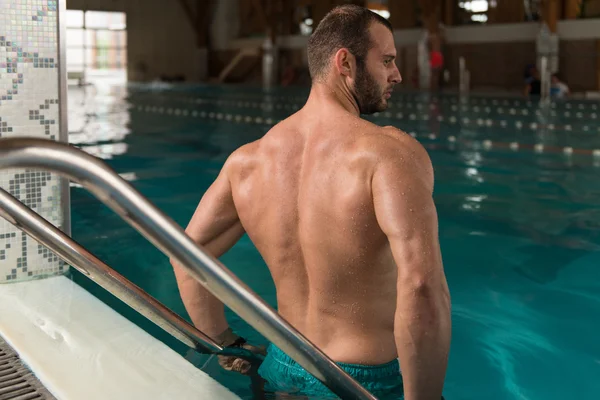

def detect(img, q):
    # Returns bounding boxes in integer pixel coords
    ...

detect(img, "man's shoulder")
[224,139,261,176]
[362,125,433,184]
[362,125,429,161]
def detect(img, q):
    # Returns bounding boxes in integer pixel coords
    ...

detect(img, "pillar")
[541,0,560,33]
[537,0,560,75]
[563,0,581,19]
[210,0,240,50]
[419,0,441,34]
[417,0,442,90]
[443,0,455,26]
[0,0,70,283]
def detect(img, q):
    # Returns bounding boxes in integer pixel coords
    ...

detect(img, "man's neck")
[305,81,360,117]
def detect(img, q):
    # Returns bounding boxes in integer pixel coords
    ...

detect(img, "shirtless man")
[172,5,451,399]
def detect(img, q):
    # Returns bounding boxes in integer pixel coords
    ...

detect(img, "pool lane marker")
[430,131,600,158]
[132,105,600,158]
[137,100,598,133]
[176,94,600,113]
[563,147,574,155]
[169,95,600,126]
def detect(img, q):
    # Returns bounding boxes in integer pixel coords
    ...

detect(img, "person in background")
[172,5,451,399]
[524,66,541,96]
[550,73,570,98]
[429,34,444,91]
[524,63,535,85]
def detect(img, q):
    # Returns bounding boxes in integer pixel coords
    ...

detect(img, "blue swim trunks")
[258,344,404,399]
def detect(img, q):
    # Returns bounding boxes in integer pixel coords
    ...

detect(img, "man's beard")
[352,64,388,115]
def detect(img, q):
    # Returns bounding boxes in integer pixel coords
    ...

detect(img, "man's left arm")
[171,159,245,339]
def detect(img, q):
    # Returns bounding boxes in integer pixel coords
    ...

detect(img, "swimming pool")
[67,83,600,399]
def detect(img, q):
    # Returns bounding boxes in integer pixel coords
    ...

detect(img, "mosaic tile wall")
[0,0,67,283]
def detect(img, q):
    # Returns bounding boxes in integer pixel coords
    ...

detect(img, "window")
[66,10,127,72]
[458,0,490,24]
[459,1,489,13]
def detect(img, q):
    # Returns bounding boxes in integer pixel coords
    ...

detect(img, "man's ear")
[333,48,355,78]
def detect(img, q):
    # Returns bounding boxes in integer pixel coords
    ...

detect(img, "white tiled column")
[0,0,69,283]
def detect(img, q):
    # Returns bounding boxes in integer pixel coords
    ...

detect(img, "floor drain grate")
[0,336,56,400]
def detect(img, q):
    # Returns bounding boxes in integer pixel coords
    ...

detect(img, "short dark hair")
[307,5,393,81]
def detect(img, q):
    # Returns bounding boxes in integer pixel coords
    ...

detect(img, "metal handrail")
[0,138,376,400]
[0,186,222,355]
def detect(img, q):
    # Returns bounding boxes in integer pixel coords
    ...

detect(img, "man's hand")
[215,328,267,375]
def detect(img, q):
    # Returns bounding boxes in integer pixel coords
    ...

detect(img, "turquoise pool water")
[68,84,600,399]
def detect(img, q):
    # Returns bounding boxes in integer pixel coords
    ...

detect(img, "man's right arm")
[372,134,451,400]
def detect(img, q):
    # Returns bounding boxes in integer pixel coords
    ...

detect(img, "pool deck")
[0,275,239,400]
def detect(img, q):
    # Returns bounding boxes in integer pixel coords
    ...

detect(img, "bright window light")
[471,14,488,22]
[66,10,84,28]
[460,1,489,13]
[471,1,489,12]
[85,11,126,30]
[300,22,313,36]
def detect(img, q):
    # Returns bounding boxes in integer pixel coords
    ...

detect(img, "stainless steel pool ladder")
[0,184,224,355]
[0,138,377,400]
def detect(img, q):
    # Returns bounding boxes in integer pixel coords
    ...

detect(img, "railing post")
[262,37,278,89]
[540,56,551,102]
[459,56,469,97]
[418,30,431,90]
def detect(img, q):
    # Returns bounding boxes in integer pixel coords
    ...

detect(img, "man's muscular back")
[176,6,451,397]
[226,109,437,366]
